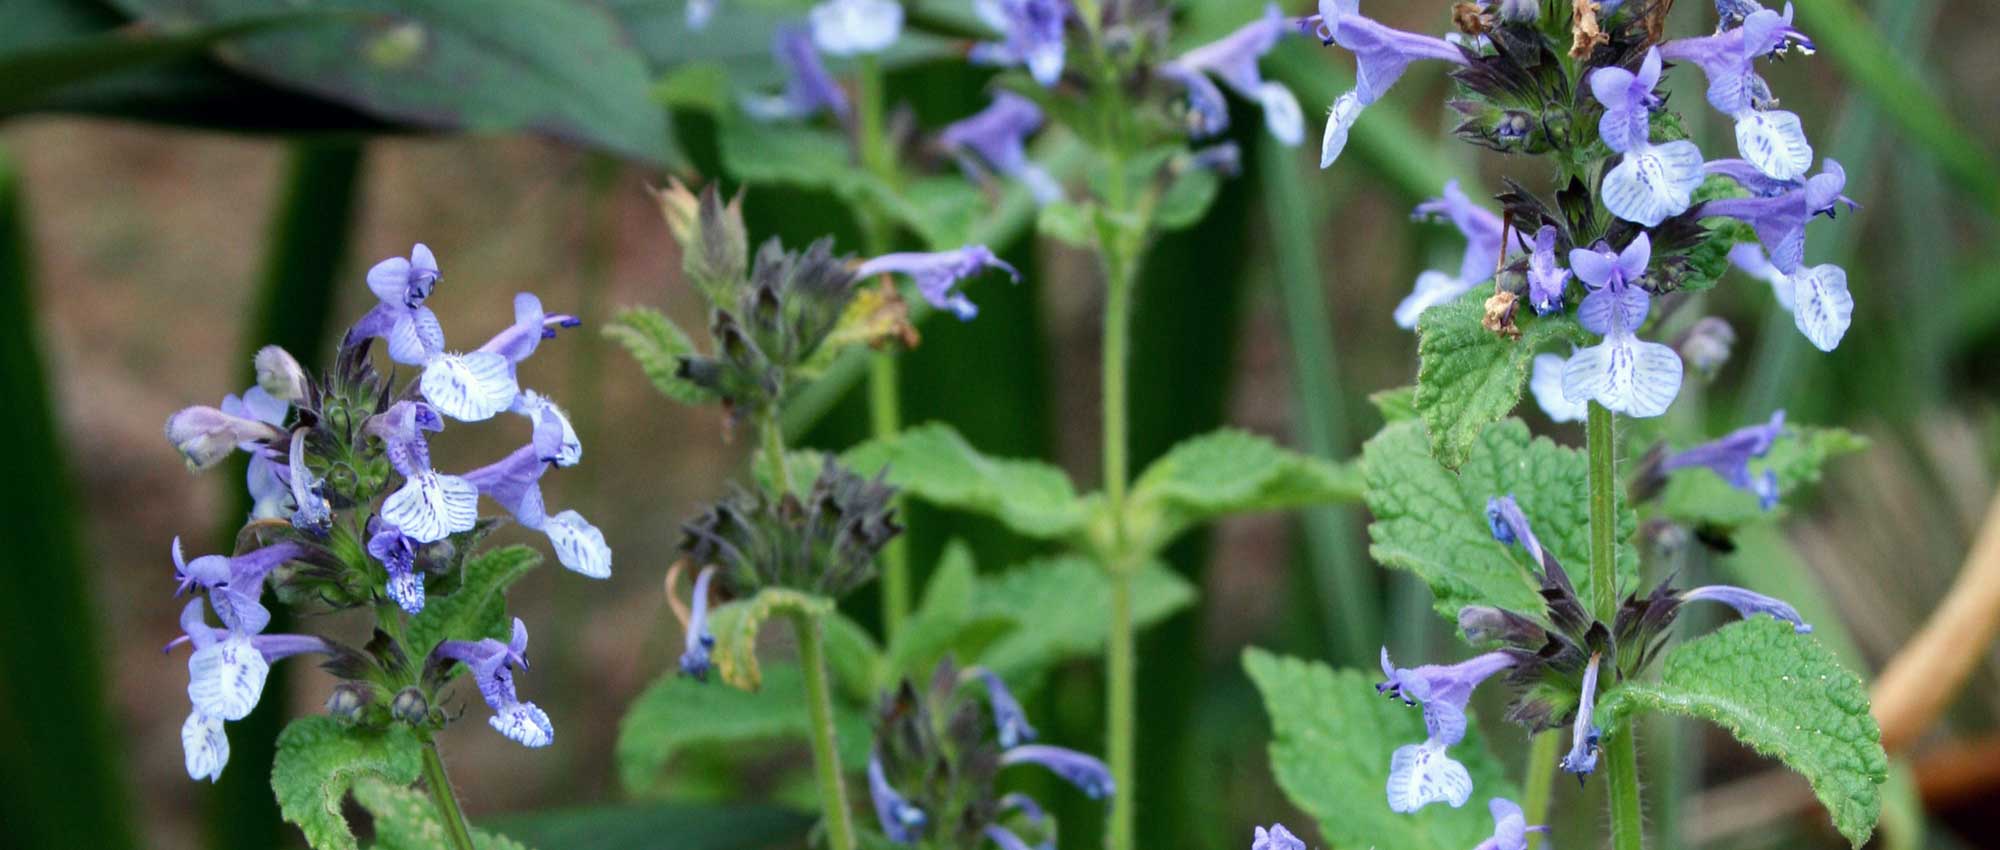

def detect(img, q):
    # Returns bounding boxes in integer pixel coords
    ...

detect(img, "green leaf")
[352,778,532,850]
[615,662,872,797]
[270,717,423,850]
[482,802,811,850]
[0,12,337,112]
[110,0,673,164]
[887,540,977,672]
[707,588,834,691]
[844,422,1094,542]
[1124,428,1364,554]
[1414,291,1586,469]
[714,121,985,250]
[1657,426,1869,530]
[1243,649,1517,850]
[1369,386,1418,423]
[603,307,707,405]
[1035,200,1097,248]
[1153,165,1220,232]
[822,610,885,702]
[971,556,1197,680]
[405,545,541,663]
[1598,619,1887,847]
[1363,418,1637,624]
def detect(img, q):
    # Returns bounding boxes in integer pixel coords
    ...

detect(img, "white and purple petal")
[544,509,612,579]
[182,711,230,782]
[1386,740,1472,813]
[1602,141,1705,227]
[1734,109,1812,181]
[188,633,270,721]
[1319,90,1364,168]
[1530,353,1588,423]
[380,471,480,544]
[1790,263,1852,351]
[490,700,554,748]
[420,351,520,422]
[1561,332,1684,418]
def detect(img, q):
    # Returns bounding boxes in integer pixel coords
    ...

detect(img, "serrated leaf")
[844,422,1093,542]
[615,662,871,797]
[1658,426,1869,529]
[1125,428,1364,554]
[603,306,707,405]
[1363,418,1637,624]
[353,777,533,850]
[708,588,834,691]
[271,716,423,850]
[405,544,540,665]
[1598,619,1887,847]
[1244,649,1517,850]
[971,556,1197,680]
[1415,290,1586,468]
[1370,386,1418,422]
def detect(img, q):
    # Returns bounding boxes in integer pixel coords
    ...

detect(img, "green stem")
[1604,731,1645,850]
[1101,243,1136,850]
[871,351,910,638]
[1520,732,1559,850]
[419,740,479,850]
[1105,560,1136,850]
[762,417,793,496]
[793,611,858,850]
[1585,401,1618,622]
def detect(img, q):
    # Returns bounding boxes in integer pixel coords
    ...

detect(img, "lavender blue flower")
[811,0,902,56]
[1730,243,1852,351]
[1681,584,1814,633]
[218,386,292,518]
[1191,142,1243,176]
[1588,47,1663,154]
[252,345,308,405]
[474,293,580,376]
[1379,647,1517,749]
[286,429,333,534]
[940,93,1062,205]
[1473,798,1547,850]
[679,566,717,680]
[1252,824,1305,850]
[374,406,478,546]
[183,709,230,782]
[1705,159,1855,290]
[1661,410,1785,508]
[172,538,307,636]
[971,0,1069,87]
[1395,181,1505,329]
[1559,652,1603,780]
[1560,235,1683,418]
[1602,138,1706,227]
[856,245,1020,320]
[164,404,286,471]
[746,26,851,122]
[1530,353,1587,423]
[979,669,1037,747]
[1310,0,1469,167]
[417,292,568,423]
[868,750,928,843]
[366,518,426,614]
[1157,4,1303,146]
[171,598,332,724]
[348,243,444,366]
[512,389,582,468]
[1000,744,1114,799]
[463,444,612,578]
[1386,738,1473,813]
[1661,4,1817,179]
[1485,494,1552,570]
[1525,225,1571,315]
[436,618,552,747]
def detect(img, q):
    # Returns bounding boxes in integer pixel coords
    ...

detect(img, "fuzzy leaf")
[1598,619,1887,847]
[271,717,423,850]
[614,662,871,797]
[603,306,707,405]
[1414,290,1586,468]
[1244,649,1517,850]
[707,588,834,691]
[1124,428,1364,554]
[845,422,1094,541]
[1658,426,1869,529]
[972,556,1197,680]
[353,777,533,850]
[1363,418,1637,624]
[1370,386,1418,423]
[404,544,540,667]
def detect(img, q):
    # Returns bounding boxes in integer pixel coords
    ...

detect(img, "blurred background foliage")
[2,0,1998,848]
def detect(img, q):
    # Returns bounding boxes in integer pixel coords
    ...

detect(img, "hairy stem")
[1521,731,1559,850]
[1605,731,1645,850]
[1101,246,1136,850]
[419,740,479,850]
[1105,558,1136,850]
[1586,401,1618,622]
[762,416,794,496]
[794,611,858,850]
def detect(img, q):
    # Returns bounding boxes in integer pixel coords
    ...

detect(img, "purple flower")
[347,243,444,366]
[810,0,903,56]
[1661,410,1785,508]
[165,404,286,471]
[1681,585,1814,633]
[1733,242,1850,354]
[1530,352,1587,423]
[868,751,928,843]
[463,444,612,578]
[1386,739,1472,813]
[1473,798,1547,850]
[417,292,568,423]
[436,618,552,747]
[1252,824,1305,850]
[1602,139,1706,227]
[511,390,582,467]
[182,710,230,782]
[1588,47,1663,154]
[1000,744,1114,799]
[169,598,333,723]
[1309,0,1468,168]
[1158,4,1303,146]
[1485,495,1551,570]
[984,826,1038,850]
[1525,225,1571,315]
[745,26,851,122]
[856,245,1020,321]
[1662,5,1816,178]
[979,669,1037,747]
[286,428,333,535]
[215,385,293,518]
[1703,158,1855,274]
[1394,181,1504,329]
[971,0,1069,87]
[1378,648,1516,749]
[940,93,1061,205]
[474,293,580,374]
[172,538,308,636]
[1560,235,1684,418]
[1559,652,1603,780]
[373,404,478,546]
[1191,142,1243,176]
[252,345,308,405]
[679,566,717,680]
[366,518,426,614]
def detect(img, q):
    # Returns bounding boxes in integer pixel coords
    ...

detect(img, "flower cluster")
[867,659,1113,850]
[1315,0,1856,419]
[162,243,606,780]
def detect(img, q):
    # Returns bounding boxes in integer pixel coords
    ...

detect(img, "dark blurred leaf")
[485,801,813,850]
[0,13,338,112]
[108,0,674,163]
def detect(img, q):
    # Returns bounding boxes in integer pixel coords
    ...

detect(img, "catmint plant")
[161,243,605,849]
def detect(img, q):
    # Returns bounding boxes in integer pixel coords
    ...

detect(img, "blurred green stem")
[854,53,910,642]
[763,416,793,495]
[1521,732,1558,849]
[420,739,479,850]
[1101,225,1136,850]
[792,610,857,850]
